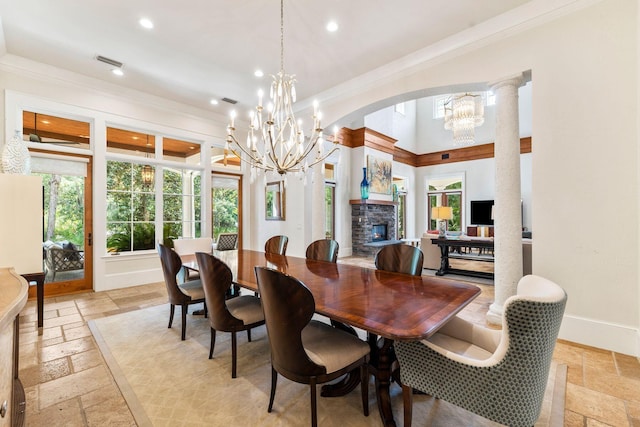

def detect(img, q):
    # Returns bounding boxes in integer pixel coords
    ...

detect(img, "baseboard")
[559,314,639,356]
[96,268,163,292]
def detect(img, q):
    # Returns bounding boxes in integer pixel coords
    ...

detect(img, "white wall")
[315,0,638,355]
[1,0,637,355]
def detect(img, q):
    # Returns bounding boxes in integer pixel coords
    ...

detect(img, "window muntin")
[106,160,156,252]
[163,168,202,244]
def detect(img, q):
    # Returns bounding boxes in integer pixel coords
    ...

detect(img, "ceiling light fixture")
[139,18,154,29]
[225,0,339,176]
[326,21,339,32]
[254,69,264,78]
[210,99,219,105]
[112,68,124,76]
[444,93,485,146]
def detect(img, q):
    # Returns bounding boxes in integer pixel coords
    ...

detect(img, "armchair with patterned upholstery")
[395,274,567,427]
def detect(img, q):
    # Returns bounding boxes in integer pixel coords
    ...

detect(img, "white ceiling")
[0,0,540,116]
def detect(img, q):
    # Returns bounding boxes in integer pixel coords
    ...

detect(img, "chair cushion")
[178,279,205,300]
[423,332,493,361]
[301,320,370,373]
[226,295,264,325]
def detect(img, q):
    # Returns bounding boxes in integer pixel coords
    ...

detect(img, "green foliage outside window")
[212,187,238,238]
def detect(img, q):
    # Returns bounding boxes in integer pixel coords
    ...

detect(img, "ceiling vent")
[96,55,123,68]
[221,97,238,105]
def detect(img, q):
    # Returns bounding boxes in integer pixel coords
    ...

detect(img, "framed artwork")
[367,155,392,195]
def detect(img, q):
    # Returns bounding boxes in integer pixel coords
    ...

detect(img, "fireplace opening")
[371,224,388,242]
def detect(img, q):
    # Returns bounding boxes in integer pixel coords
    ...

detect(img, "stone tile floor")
[16,257,640,426]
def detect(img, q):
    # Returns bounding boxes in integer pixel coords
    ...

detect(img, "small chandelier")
[225,0,339,175]
[141,136,154,186]
[444,93,485,146]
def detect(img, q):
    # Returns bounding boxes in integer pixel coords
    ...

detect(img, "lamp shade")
[432,206,453,220]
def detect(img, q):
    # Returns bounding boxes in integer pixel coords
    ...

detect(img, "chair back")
[195,252,245,330]
[172,237,213,255]
[157,244,190,304]
[305,239,339,263]
[374,244,424,276]
[264,235,288,255]
[254,267,326,377]
[491,275,567,424]
[216,233,238,251]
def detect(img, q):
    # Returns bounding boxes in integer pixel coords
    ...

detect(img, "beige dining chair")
[157,244,206,340]
[395,275,567,427]
[254,266,370,427]
[172,237,214,281]
[196,252,265,378]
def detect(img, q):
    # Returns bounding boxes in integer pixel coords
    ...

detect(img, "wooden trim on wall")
[394,136,532,167]
[338,127,531,167]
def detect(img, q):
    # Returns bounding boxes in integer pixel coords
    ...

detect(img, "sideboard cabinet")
[0,268,28,426]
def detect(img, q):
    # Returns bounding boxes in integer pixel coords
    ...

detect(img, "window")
[427,175,463,232]
[163,168,201,244]
[324,163,336,239]
[106,160,156,252]
[394,102,405,115]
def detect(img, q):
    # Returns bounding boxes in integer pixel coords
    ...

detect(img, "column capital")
[488,73,525,92]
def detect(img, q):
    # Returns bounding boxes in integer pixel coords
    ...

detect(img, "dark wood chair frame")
[374,243,424,277]
[196,252,265,378]
[264,235,289,255]
[158,244,207,340]
[305,239,339,263]
[255,266,369,427]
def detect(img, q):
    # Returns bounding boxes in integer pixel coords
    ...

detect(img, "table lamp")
[432,206,453,237]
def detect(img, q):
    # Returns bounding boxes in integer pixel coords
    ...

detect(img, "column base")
[486,302,504,325]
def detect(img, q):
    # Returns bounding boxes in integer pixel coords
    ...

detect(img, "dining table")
[181,249,481,427]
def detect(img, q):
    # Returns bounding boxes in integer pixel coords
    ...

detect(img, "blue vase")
[360,167,369,200]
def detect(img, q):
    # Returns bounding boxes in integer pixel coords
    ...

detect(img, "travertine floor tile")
[25,396,85,426]
[40,336,95,363]
[565,383,629,427]
[38,365,113,409]
[20,357,70,388]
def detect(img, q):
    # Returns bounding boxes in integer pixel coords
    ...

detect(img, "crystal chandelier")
[225,0,339,175]
[444,93,485,146]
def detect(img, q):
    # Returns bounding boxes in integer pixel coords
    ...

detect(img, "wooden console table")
[20,272,45,335]
[431,237,495,279]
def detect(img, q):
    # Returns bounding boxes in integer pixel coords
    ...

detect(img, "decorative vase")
[1,130,31,174]
[360,167,369,200]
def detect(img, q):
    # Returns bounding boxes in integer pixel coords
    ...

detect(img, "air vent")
[221,97,238,105]
[96,55,123,68]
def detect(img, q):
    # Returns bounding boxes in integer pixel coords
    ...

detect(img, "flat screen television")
[470,200,494,226]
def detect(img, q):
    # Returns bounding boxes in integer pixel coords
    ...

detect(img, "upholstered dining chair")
[195,252,265,378]
[264,235,288,255]
[172,237,214,280]
[374,243,424,276]
[305,239,339,263]
[157,244,206,340]
[216,232,238,251]
[254,266,370,427]
[395,274,567,427]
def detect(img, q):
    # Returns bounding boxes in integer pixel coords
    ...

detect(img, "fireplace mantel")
[349,199,398,206]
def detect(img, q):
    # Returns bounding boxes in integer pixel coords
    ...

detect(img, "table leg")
[375,338,396,426]
[436,244,449,276]
[21,272,46,335]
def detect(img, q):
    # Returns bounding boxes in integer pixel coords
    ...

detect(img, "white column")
[487,73,525,325]
[311,164,325,242]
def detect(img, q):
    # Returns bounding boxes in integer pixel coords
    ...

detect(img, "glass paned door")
[34,156,93,292]
[212,174,241,246]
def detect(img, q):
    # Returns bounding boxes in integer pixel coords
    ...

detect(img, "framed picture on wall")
[367,155,392,195]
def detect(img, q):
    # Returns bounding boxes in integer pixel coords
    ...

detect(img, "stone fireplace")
[351,200,397,256]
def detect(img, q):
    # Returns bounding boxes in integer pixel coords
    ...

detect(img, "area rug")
[89,304,565,426]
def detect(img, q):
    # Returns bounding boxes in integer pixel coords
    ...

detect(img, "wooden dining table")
[181,249,481,427]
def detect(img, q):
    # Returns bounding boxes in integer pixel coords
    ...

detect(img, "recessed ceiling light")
[254,69,264,78]
[210,99,219,105]
[139,18,154,29]
[326,21,338,32]
[112,68,124,76]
